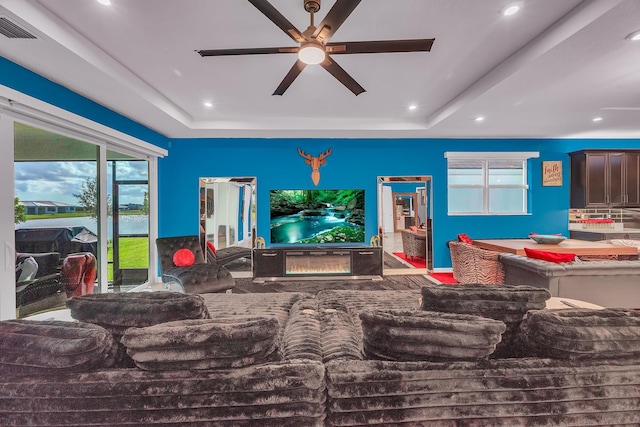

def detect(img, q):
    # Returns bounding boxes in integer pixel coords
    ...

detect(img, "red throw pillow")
[206,241,216,255]
[409,225,418,232]
[524,248,575,263]
[173,248,195,267]
[457,233,473,244]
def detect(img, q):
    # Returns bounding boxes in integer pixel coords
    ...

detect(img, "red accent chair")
[62,252,97,297]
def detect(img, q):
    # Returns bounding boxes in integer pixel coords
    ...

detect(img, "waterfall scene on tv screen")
[270,189,365,244]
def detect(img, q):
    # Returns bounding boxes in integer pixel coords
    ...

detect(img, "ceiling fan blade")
[320,56,365,96]
[248,0,305,43]
[312,0,361,42]
[273,60,307,96]
[326,39,435,54]
[197,47,298,57]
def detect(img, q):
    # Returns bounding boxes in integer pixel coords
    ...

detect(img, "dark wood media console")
[253,247,383,281]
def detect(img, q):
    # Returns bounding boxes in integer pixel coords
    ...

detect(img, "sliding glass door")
[14,123,100,317]
[108,156,149,290]
[13,122,151,316]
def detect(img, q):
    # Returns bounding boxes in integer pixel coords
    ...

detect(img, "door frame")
[377,176,433,275]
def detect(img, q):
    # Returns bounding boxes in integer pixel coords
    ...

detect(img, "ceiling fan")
[196,0,435,96]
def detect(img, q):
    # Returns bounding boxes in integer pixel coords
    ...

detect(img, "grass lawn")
[107,236,149,281]
[24,212,91,220]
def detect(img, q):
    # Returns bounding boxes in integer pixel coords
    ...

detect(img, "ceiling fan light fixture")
[502,2,521,16]
[298,42,325,64]
[625,30,640,41]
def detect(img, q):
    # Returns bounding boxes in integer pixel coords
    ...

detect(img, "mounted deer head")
[298,147,332,186]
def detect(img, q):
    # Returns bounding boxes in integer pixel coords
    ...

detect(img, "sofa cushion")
[519,308,640,359]
[67,292,211,367]
[524,248,575,263]
[172,248,195,267]
[163,263,235,294]
[281,299,323,362]
[1,360,327,426]
[325,358,640,426]
[457,233,473,244]
[122,316,281,370]
[421,283,550,358]
[67,292,210,331]
[360,309,506,361]
[15,256,38,282]
[0,320,116,374]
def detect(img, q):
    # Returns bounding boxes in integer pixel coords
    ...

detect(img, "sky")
[14,161,148,206]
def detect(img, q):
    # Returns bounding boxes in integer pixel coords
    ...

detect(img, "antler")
[297,147,312,160]
[318,147,332,160]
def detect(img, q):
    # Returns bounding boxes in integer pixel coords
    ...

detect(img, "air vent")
[0,17,37,39]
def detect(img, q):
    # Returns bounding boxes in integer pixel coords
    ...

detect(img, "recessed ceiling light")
[592,117,603,122]
[203,101,213,108]
[97,0,111,5]
[502,3,521,16]
[408,104,417,111]
[625,30,640,41]
[475,116,485,122]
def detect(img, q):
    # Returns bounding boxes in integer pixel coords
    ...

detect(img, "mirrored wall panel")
[199,177,256,275]
[378,176,433,275]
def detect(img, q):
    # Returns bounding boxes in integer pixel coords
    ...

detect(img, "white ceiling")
[1,0,639,139]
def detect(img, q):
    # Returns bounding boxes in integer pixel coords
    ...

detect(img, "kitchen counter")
[569,224,640,241]
[569,224,640,233]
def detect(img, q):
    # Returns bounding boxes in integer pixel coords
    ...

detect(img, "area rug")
[427,272,456,284]
[383,252,410,269]
[392,252,426,269]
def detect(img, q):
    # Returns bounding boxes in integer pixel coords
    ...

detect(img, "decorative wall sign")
[542,161,562,186]
[297,147,332,186]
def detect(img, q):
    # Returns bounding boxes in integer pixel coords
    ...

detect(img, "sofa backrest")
[564,259,640,275]
[499,253,570,277]
[155,235,206,273]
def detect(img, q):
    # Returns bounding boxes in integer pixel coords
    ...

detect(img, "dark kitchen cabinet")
[625,152,640,206]
[570,150,640,208]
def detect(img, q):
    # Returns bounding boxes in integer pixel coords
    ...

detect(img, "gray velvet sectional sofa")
[500,253,640,308]
[2,287,640,426]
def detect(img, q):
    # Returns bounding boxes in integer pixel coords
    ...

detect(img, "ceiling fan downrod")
[304,0,320,27]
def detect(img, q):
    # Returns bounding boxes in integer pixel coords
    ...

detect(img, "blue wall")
[160,138,580,268]
[4,56,640,269]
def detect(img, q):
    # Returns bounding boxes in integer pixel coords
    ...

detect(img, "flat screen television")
[270,189,365,244]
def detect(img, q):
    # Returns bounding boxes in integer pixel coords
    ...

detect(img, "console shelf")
[253,247,383,282]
